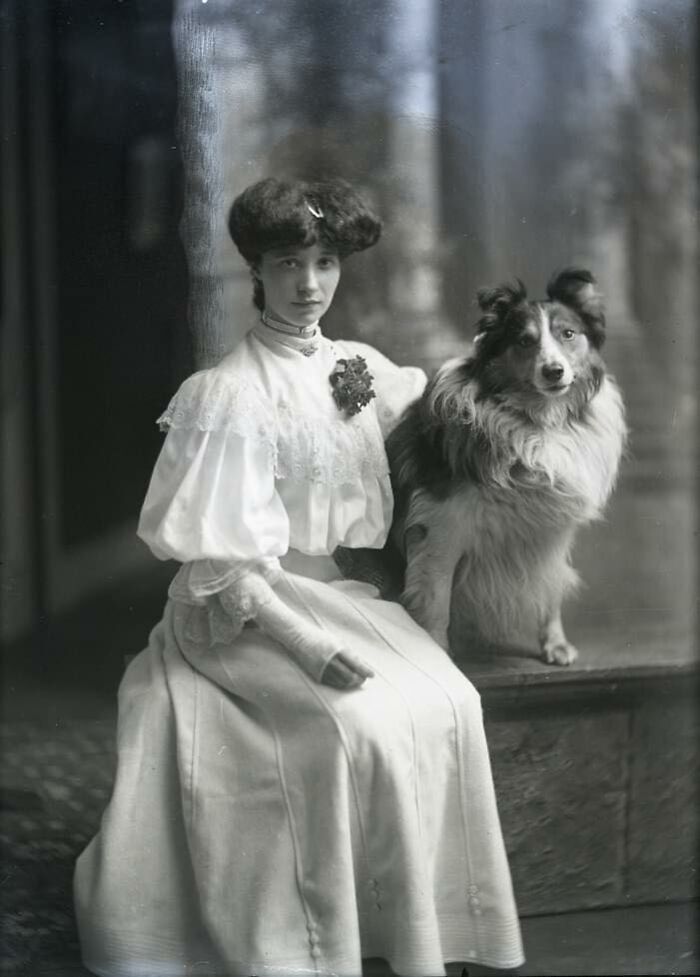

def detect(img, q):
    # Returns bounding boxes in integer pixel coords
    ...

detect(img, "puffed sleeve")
[137,369,289,603]
[336,340,427,437]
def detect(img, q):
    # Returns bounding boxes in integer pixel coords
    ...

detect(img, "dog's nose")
[542,363,565,382]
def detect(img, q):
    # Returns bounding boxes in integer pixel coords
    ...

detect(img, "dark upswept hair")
[228,176,382,264]
[228,177,382,311]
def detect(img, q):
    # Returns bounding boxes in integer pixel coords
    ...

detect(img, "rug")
[0,720,116,976]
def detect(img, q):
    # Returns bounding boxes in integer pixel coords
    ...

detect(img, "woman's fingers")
[336,651,375,680]
[322,658,361,689]
[321,651,374,689]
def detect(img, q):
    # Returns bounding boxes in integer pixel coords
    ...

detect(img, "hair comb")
[306,201,324,219]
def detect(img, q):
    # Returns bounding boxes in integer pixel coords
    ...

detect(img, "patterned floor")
[0,720,116,976]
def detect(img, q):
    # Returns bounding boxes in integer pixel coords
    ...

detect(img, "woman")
[74,177,524,977]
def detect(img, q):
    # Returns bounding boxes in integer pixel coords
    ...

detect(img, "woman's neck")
[261,309,319,337]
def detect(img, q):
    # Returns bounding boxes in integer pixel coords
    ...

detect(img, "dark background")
[3,0,188,695]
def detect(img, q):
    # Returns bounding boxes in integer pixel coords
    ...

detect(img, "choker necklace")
[261,310,318,338]
[257,311,321,357]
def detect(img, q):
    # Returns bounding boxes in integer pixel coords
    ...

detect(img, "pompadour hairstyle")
[228,177,382,265]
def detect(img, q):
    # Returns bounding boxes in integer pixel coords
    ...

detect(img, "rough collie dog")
[386,268,627,665]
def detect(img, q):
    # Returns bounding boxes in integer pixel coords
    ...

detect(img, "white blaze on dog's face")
[506,303,589,397]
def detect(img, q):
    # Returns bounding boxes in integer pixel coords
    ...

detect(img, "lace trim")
[183,602,241,648]
[181,571,276,649]
[157,369,389,486]
[168,558,282,606]
[218,572,275,630]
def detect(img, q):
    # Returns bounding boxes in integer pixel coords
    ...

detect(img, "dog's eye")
[561,329,576,341]
[518,334,537,348]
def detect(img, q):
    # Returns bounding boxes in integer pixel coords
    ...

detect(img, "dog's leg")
[403,523,462,652]
[538,606,579,666]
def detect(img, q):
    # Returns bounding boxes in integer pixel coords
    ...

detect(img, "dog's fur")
[386,269,627,665]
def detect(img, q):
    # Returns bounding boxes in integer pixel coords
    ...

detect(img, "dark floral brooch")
[329,356,376,417]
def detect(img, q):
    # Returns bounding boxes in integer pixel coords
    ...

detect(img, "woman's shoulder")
[156,340,274,434]
[333,339,428,437]
[334,339,426,383]
[333,338,387,366]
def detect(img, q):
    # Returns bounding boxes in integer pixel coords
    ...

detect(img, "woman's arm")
[218,571,373,689]
[140,370,372,689]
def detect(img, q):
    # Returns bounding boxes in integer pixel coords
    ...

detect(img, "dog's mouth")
[542,381,571,395]
[532,367,575,396]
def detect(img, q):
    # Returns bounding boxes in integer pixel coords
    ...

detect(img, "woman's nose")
[297,265,319,293]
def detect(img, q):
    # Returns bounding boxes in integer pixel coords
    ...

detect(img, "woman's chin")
[288,303,325,323]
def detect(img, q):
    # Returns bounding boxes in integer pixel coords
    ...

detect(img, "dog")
[385,268,627,665]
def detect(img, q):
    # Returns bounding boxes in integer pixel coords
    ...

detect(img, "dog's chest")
[461,378,625,513]
[478,416,620,531]
[474,473,583,542]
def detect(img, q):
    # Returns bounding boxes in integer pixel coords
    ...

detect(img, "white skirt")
[74,556,524,977]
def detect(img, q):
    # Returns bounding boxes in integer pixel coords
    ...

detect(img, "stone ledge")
[468,629,700,915]
[456,625,697,699]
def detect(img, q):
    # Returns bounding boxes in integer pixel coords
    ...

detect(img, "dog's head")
[472,268,606,406]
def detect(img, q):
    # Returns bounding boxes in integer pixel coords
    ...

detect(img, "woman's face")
[256,243,341,327]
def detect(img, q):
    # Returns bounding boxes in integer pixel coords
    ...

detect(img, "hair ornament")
[306,201,324,220]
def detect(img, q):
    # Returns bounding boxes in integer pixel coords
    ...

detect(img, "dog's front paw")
[541,640,579,666]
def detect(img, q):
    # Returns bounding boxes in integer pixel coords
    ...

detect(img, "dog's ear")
[474,279,527,350]
[476,279,527,317]
[547,268,606,348]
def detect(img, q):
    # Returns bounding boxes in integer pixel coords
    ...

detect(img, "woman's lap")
[74,577,522,977]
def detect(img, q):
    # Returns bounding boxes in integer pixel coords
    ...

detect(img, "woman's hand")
[321,651,375,690]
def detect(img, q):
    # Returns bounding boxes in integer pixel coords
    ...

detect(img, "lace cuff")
[218,572,276,631]
[168,558,282,606]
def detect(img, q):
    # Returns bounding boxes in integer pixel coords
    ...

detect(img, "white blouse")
[137,323,426,602]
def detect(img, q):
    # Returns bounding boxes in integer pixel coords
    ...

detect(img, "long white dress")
[74,321,524,977]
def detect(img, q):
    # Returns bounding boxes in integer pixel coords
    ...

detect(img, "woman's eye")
[318,257,337,269]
